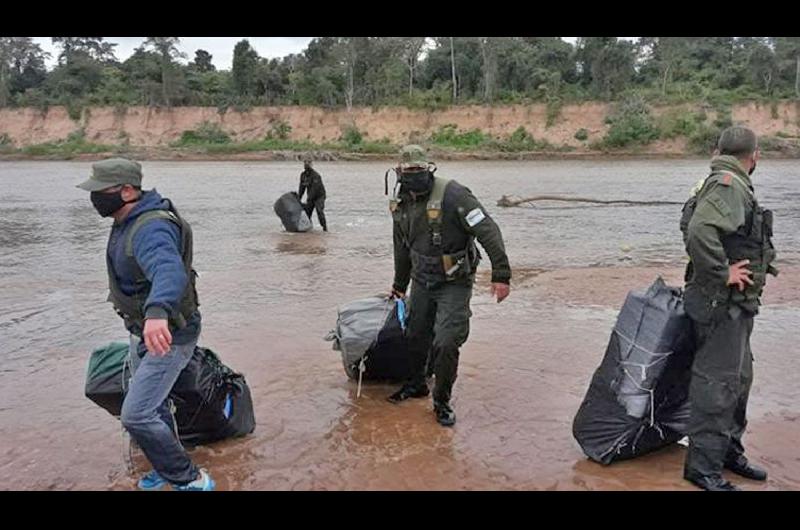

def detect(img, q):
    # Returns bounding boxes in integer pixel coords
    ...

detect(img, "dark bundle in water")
[274,191,312,232]
[85,343,255,446]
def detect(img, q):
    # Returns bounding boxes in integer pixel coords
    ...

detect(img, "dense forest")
[2,37,800,157]
[2,37,799,113]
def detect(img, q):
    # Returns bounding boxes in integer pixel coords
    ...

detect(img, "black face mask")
[90,189,135,217]
[749,160,757,176]
[399,170,433,194]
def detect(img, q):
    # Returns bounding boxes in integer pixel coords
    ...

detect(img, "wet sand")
[99,265,797,491]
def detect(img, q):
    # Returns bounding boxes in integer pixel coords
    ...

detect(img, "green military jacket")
[392,177,511,292]
[683,155,777,316]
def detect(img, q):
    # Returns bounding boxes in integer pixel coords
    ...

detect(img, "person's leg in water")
[429,283,472,427]
[388,283,434,403]
[314,196,328,232]
[121,337,215,491]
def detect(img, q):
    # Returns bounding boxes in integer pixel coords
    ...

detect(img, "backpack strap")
[124,209,182,258]
[426,177,450,247]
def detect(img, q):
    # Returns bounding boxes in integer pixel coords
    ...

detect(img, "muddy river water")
[0,159,798,490]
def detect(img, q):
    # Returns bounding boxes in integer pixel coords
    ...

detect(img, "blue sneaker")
[173,469,215,491]
[137,470,168,491]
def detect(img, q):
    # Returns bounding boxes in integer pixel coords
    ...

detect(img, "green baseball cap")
[399,144,429,170]
[76,158,143,192]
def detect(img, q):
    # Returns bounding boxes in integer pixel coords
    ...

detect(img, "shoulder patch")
[720,174,732,186]
[706,194,732,219]
[465,208,486,227]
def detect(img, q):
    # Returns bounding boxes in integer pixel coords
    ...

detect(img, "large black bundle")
[328,296,413,382]
[273,191,312,232]
[572,277,695,465]
[362,300,412,381]
[170,346,256,446]
[85,343,255,446]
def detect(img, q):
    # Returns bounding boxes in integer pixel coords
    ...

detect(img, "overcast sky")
[32,37,315,70]
[32,37,632,71]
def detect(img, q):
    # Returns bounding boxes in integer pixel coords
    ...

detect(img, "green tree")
[772,37,800,97]
[0,37,49,106]
[122,47,164,106]
[144,37,186,107]
[420,37,483,101]
[190,49,215,72]
[577,37,635,99]
[52,37,116,65]
[739,38,778,94]
[232,39,260,99]
[398,37,427,95]
[636,37,691,95]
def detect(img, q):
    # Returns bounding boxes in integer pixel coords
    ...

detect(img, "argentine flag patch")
[465,208,486,227]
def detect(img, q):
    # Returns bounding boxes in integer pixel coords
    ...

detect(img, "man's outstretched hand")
[491,282,510,303]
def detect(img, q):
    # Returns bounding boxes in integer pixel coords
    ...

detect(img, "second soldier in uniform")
[680,126,777,491]
[386,145,511,426]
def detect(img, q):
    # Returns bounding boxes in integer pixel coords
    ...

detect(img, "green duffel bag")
[85,341,130,417]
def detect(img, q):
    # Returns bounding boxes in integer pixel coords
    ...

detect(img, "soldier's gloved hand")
[727,259,754,292]
[491,282,510,303]
[143,318,172,356]
[389,287,405,300]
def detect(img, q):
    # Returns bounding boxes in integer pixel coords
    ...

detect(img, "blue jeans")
[121,335,199,485]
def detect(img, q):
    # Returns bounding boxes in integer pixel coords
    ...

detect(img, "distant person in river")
[298,157,328,232]
[76,158,215,491]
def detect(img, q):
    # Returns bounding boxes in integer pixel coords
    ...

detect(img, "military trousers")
[406,281,472,404]
[304,196,327,231]
[685,306,754,478]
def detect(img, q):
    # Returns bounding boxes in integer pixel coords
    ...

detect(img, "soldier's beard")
[749,160,757,176]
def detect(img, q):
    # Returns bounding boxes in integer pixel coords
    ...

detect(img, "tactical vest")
[680,171,778,309]
[106,201,199,334]
[391,177,480,289]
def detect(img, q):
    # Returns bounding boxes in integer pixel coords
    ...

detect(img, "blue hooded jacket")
[106,189,201,344]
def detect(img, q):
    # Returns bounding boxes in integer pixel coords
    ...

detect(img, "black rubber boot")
[724,455,767,481]
[684,472,741,491]
[434,401,456,427]
[387,383,429,404]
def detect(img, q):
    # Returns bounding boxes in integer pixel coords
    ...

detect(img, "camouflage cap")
[399,144,429,170]
[717,126,758,157]
[76,158,143,192]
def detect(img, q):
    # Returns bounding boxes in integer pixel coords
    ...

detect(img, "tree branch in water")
[497,195,683,207]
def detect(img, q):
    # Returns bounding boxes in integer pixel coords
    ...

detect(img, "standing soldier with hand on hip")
[680,127,778,491]
[386,145,511,427]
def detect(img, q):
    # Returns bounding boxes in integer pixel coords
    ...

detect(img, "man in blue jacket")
[77,158,214,491]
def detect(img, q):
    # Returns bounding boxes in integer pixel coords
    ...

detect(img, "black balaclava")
[399,168,433,195]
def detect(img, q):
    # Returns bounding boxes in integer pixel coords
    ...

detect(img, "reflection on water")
[0,159,797,490]
[274,235,328,256]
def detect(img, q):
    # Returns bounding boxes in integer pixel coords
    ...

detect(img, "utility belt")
[410,241,480,289]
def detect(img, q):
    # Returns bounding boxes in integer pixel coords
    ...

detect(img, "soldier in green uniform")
[680,127,777,491]
[386,145,511,427]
